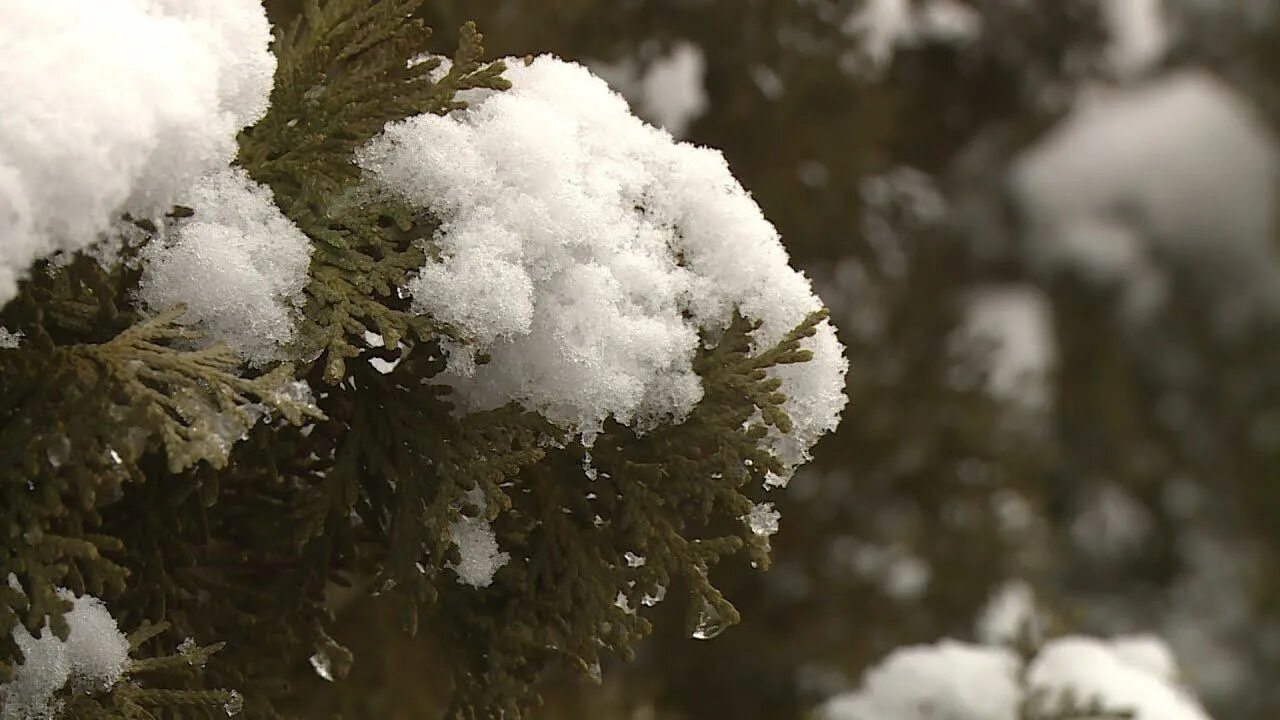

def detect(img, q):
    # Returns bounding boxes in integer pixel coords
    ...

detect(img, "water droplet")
[223,690,243,716]
[691,601,731,640]
[309,651,335,682]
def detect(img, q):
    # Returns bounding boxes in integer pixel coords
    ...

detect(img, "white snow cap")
[359,56,847,468]
[820,635,1213,720]
[0,0,275,307]
[138,167,312,365]
[1,590,131,720]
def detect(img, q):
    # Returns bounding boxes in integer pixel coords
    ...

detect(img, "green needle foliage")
[0,1,835,718]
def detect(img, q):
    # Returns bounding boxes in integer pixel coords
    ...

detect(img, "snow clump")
[1,588,131,720]
[0,0,275,307]
[138,167,312,365]
[358,55,847,472]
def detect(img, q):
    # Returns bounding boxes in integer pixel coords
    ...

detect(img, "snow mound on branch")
[139,167,312,365]
[0,0,275,307]
[359,56,847,468]
[819,635,1212,720]
[1,589,130,720]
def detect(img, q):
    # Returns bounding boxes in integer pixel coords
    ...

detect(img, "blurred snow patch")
[821,634,1212,720]
[843,0,981,72]
[1013,70,1280,324]
[592,41,709,138]
[960,285,1056,410]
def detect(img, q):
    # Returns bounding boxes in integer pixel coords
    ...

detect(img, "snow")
[975,579,1042,646]
[0,0,275,308]
[1103,0,1169,76]
[959,286,1056,410]
[1028,637,1211,720]
[447,515,510,589]
[1,590,130,720]
[822,616,1213,720]
[819,641,1022,720]
[1012,70,1280,322]
[138,167,312,365]
[0,328,21,349]
[359,56,846,467]
[745,502,781,537]
[592,41,709,138]
[843,0,982,71]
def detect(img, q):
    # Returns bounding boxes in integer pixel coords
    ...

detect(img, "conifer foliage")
[0,1,847,718]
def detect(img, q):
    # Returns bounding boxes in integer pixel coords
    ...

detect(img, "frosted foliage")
[139,168,312,365]
[447,515,510,588]
[0,0,275,308]
[360,56,847,460]
[820,636,1213,720]
[1,591,130,720]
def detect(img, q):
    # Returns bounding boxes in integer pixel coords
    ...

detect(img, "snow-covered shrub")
[0,4,847,718]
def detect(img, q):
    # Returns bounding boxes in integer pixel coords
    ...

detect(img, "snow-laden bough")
[358,56,848,478]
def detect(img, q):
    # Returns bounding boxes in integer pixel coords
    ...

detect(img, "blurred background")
[268,1,1280,717]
